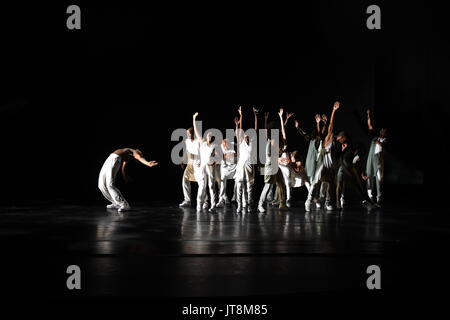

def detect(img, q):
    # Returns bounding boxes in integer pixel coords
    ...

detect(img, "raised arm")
[294,120,311,141]
[367,108,374,131]
[264,112,269,130]
[234,116,240,136]
[314,114,322,135]
[253,107,259,131]
[321,114,328,136]
[193,112,203,142]
[324,101,340,146]
[236,106,243,143]
[278,108,287,142]
[132,149,158,168]
[284,112,294,126]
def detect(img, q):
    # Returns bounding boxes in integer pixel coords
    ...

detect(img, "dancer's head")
[290,150,303,166]
[187,127,194,140]
[379,127,388,139]
[336,131,348,144]
[206,131,215,144]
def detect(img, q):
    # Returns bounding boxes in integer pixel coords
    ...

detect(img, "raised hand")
[367,108,372,115]
[295,120,300,128]
[286,112,294,120]
[252,107,259,115]
[234,117,240,126]
[333,101,340,110]
[278,108,284,118]
[264,112,269,120]
[321,114,328,122]
[315,114,321,123]
[238,106,243,115]
[193,112,199,118]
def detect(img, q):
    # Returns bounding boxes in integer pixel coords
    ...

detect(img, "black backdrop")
[0,1,448,206]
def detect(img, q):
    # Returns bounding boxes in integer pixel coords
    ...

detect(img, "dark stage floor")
[1,202,450,299]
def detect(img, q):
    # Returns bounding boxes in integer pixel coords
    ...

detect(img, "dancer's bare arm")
[324,101,340,147]
[237,106,243,143]
[132,149,158,168]
[193,112,203,142]
[367,108,374,131]
[284,112,294,126]
[253,107,259,131]
[295,120,310,141]
[278,108,287,143]
[321,114,328,135]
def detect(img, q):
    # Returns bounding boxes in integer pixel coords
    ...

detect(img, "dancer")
[288,151,311,191]
[179,128,199,207]
[235,106,257,214]
[257,108,287,213]
[98,148,158,212]
[365,108,388,206]
[305,101,340,211]
[216,117,239,207]
[278,110,295,207]
[335,131,373,209]
[295,114,328,207]
[193,112,219,212]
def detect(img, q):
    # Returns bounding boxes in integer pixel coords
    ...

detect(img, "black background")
[0,1,448,206]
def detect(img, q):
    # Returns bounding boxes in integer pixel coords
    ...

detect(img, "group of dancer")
[96,101,387,214]
[178,102,387,213]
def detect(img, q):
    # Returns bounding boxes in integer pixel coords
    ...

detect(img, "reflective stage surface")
[1,203,449,298]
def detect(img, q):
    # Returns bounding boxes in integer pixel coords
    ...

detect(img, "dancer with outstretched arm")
[98,148,158,212]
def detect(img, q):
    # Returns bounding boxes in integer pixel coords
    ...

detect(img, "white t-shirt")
[237,139,255,167]
[374,137,385,155]
[200,141,216,167]
[186,139,200,155]
[221,143,236,165]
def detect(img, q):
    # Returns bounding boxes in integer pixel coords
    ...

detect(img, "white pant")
[98,153,129,207]
[197,165,217,206]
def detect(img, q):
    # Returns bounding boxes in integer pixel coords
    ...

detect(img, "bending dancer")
[365,108,388,206]
[216,117,239,207]
[179,128,199,207]
[98,148,158,212]
[193,112,218,212]
[235,106,257,214]
[305,101,340,211]
[257,108,287,213]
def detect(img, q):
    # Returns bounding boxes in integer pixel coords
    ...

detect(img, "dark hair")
[291,150,303,163]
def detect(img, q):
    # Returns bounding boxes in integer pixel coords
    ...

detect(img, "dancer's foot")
[215,200,225,208]
[305,200,311,212]
[106,204,118,209]
[258,204,266,213]
[179,201,191,208]
[118,204,131,212]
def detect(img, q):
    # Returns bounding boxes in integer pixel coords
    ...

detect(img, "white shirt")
[237,139,255,167]
[221,143,236,165]
[186,139,200,156]
[200,141,216,167]
[374,138,385,155]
